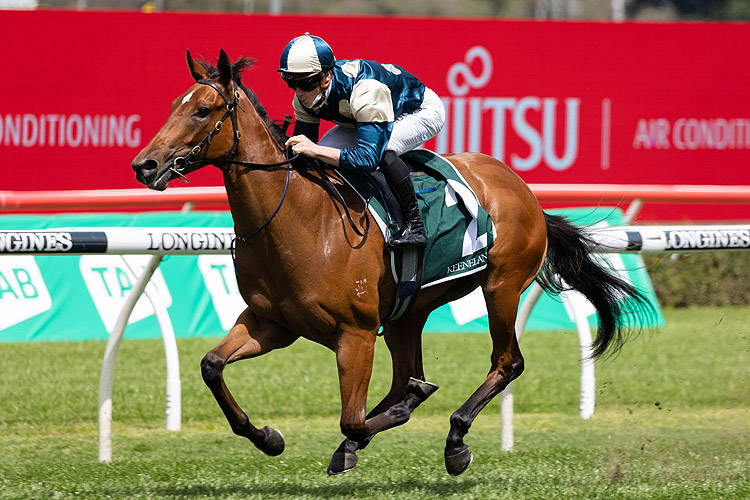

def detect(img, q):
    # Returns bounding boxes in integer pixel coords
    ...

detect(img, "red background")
[1,10,748,221]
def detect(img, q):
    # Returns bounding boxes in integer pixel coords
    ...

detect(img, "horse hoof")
[327,440,358,475]
[260,426,285,456]
[406,377,439,400]
[445,445,473,476]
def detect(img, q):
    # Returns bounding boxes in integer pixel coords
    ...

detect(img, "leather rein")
[168,78,368,241]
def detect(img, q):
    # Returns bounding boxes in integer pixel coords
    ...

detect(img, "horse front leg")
[201,307,297,456]
[328,377,439,475]
[328,317,438,474]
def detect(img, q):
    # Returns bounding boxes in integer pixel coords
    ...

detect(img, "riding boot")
[380,150,427,248]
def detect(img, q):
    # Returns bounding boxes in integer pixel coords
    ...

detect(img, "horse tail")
[535,212,654,359]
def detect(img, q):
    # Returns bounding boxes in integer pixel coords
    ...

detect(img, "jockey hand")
[285,134,341,167]
[285,134,318,158]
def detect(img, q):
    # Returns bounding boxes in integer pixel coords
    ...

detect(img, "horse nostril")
[133,159,158,177]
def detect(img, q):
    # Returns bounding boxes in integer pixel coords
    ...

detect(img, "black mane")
[196,56,289,147]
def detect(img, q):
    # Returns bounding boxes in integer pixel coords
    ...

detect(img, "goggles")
[281,72,323,92]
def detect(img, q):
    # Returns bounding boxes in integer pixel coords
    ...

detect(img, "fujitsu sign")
[435,46,580,172]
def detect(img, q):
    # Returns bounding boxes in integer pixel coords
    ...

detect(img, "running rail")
[1,223,749,459]
[2,184,750,211]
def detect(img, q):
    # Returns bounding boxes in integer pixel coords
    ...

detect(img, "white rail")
[2,224,748,458]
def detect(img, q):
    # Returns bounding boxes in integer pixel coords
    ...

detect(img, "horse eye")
[196,106,211,118]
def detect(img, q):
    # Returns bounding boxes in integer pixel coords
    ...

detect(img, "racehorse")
[132,50,650,476]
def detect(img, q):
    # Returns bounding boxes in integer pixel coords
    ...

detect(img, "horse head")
[132,49,243,191]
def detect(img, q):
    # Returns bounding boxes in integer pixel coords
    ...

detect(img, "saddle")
[322,150,496,322]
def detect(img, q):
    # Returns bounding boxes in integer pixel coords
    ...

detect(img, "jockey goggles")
[281,72,324,92]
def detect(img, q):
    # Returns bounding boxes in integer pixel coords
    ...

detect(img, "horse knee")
[384,401,412,425]
[201,351,225,386]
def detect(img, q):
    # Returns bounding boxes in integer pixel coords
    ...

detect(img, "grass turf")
[0,306,748,499]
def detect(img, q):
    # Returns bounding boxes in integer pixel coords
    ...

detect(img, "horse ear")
[217,49,233,88]
[186,50,210,82]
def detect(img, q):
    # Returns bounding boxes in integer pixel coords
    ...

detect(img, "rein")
[171,76,368,245]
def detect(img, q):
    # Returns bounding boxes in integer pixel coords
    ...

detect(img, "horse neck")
[223,96,291,238]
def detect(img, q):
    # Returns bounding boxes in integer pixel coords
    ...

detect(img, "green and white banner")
[0,209,663,343]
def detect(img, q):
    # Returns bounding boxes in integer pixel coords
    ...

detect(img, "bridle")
[170,79,299,180]
[166,78,300,245]
[169,76,367,245]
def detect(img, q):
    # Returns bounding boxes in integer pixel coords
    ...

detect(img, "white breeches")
[318,87,446,155]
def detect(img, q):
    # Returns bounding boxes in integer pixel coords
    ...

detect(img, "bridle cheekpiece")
[170,78,297,182]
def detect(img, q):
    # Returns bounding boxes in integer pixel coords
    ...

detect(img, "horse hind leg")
[201,307,297,456]
[444,287,525,475]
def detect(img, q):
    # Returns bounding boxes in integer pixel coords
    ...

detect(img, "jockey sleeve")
[290,59,425,172]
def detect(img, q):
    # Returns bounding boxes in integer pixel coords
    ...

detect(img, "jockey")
[280,33,446,248]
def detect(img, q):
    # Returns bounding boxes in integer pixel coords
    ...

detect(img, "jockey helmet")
[278,33,335,74]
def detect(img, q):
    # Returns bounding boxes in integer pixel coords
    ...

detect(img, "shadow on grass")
[95,476,479,499]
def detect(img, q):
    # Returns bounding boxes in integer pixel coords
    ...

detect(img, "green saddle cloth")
[337,150,496,288]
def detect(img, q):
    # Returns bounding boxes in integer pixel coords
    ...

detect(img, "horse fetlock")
[448,411,471,438]
[511,357,525,380]
[229,414,254,439]
[384,402,411,424]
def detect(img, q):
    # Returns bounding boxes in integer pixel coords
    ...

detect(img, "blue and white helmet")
[278,33,335,74]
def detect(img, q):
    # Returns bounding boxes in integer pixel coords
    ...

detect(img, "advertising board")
[0,209,662,343]
[1,10,748,221]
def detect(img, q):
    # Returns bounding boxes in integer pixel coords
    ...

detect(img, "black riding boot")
[380,150,427,248]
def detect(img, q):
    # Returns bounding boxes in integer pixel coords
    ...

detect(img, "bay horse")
[132,50,650,476]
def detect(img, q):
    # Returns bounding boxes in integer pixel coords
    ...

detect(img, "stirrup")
[389,224,427,248]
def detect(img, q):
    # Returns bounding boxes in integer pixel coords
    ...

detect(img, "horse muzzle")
[132,157,172,191]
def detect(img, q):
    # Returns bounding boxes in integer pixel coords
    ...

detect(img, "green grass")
[0,307,748,499]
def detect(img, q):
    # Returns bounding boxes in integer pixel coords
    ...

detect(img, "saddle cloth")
[336,149,496,289]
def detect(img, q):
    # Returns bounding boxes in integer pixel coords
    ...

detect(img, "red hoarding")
[1,10,748,221]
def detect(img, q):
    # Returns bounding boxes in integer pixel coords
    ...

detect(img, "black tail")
[536,212,654,359]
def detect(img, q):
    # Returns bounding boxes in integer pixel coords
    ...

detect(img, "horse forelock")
[196,55,288,148]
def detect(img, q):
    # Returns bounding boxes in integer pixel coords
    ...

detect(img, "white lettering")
[0,113,143,148]
[438,47,582,172]
[22,114,38,147]
[84,115,99,147]
[543,98,580,170]
[633,117,750,151]
[512,97,543,171]
[483,98,516,161]
[126,114,141,147]
[633,118,671,149]
[4,115,20,145]
[66,114,83,147]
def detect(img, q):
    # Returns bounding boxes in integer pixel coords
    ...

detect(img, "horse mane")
[196,56,289,147]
